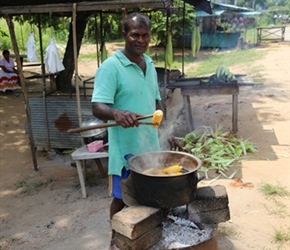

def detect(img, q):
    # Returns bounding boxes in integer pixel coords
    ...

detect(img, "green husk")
[191,19,201,58]
[101,42,108,63]
[165,32,173,69]
[175,126,257,178]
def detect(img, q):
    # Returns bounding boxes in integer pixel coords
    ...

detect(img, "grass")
[78,42,267,79]
[274,228,290,244]
[15,176,53,195]
[259,182,290,197]
[260,182,290,217]
[79,51,99,60]
[176,48,266,77]
[258,182,290,248]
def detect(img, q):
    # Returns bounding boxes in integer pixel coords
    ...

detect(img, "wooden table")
[169,78,239,134]
[71,145,109,198]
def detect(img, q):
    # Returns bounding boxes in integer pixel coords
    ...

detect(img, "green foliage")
[175,126,257,178]
[259,182,290,197]
[150,0,195,46]
[0,16,69,54]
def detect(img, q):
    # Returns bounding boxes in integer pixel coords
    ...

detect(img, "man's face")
[123,18,150,57]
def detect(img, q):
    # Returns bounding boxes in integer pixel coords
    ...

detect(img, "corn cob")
[152,109,163,128]
[162,164,182,174]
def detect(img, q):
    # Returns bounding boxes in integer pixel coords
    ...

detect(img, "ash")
[150,206,215,250]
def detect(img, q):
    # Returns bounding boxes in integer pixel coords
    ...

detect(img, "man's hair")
[2,50,9,56]
[123,12,151,34]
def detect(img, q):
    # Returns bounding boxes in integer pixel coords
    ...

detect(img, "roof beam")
[0,0,172,15]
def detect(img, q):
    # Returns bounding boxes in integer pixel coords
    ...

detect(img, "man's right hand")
[113,110,140,128]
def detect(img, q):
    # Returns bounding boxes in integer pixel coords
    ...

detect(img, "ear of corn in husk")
[165,33,173,69]
[101,42,108,63]
[162,164,182,174]
[215,66,236,80]
[191,20,201,58]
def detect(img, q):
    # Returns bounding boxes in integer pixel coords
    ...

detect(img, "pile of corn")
[175,126,257,178]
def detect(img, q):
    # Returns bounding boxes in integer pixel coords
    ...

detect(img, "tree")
[12,13,90,93]
[55,12,90,92]
[150,0,195,47]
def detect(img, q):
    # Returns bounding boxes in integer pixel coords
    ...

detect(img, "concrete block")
[188,207,230,224]
[188,185,230,224]
[112,206,162,240]
[115,224,162,250]
[190,185,229,212]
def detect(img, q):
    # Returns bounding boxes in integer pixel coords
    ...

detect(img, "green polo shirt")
[92,50,161,176]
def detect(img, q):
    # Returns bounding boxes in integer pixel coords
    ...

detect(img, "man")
[91,12,161,248]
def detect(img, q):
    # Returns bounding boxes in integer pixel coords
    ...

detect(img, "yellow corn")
[152,110,163,128]
[162,164,182,174]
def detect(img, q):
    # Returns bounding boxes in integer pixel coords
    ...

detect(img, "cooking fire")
[150,206,217,249]
[111,151,230,249]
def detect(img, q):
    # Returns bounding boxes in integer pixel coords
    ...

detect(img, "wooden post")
[232,93,238,134]
[72,3,83,146]
[5,15,38,171]
[37,13,50,147]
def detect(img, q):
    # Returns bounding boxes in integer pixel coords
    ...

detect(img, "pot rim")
[128,150,202,177]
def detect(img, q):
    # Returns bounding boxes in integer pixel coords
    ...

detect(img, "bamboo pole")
[5,15,38,171]
[37,13,50,147]
[72,3,83,145]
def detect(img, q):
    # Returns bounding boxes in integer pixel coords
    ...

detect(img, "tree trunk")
[55,12,90,92]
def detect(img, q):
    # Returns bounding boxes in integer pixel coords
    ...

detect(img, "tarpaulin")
[26,32,39,62]
[44,37,65,74]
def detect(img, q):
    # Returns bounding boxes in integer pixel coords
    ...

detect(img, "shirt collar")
[115,50,152,66]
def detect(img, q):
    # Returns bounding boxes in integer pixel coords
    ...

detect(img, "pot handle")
[189,174,205,190]
[198,175,206,182]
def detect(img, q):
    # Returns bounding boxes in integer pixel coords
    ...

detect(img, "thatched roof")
[0,0,172,15]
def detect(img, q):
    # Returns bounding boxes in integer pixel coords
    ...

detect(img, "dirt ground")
[0,38,290,250]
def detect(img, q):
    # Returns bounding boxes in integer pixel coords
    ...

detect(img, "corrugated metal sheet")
[26,96,94,149]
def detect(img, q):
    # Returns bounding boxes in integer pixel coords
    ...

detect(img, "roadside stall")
[194,2,260,48]
[0,0,173,170]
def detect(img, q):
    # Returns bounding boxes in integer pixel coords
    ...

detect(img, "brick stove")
[111,181,230,250]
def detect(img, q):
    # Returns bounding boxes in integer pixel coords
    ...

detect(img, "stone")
[190,185,229,211]
[112,206,162,240]
[188,208,230,224]
[188,185,230,224]
[115,225,162,250]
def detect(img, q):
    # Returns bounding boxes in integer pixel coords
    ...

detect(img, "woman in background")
[0,49,19,93]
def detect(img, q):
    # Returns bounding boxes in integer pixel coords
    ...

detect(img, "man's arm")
[92,102,140,128]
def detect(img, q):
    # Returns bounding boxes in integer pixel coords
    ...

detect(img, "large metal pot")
[80,119,107,138]
[127,151,202,209]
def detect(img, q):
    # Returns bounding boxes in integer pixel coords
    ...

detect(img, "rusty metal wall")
[26,96,94,149]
